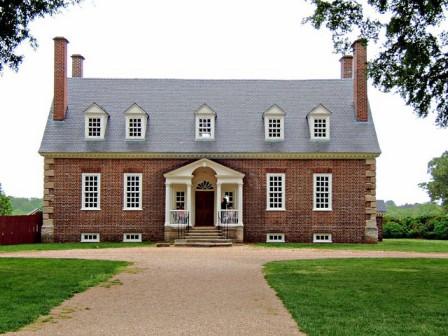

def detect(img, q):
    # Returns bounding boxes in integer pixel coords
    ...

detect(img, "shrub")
[384,222,406,238]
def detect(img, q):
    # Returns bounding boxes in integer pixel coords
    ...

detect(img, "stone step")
[185,232,223,236]
[174,241,232,247]
[183,238,232,243]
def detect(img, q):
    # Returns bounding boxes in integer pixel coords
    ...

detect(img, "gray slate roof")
[376,200,387,213]
[39,78,381,154]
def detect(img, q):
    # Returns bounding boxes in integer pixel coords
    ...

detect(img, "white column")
[216,182,222,226]
[187,182,192,226]
[238,183,243,225]
[165,182,171,226]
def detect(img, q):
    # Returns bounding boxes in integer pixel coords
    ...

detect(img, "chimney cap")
[53,36,69,43]
[339,55,353,61]
[71,54,85,60]
[352,38,368,47]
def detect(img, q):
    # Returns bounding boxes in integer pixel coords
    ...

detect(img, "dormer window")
[124,103,148,140]
[195,104,216,141]
[84,103,108,140]
[307,104,331,141]
[263,105,285,141]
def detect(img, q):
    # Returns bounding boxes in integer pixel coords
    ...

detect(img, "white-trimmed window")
[124,104,148,140]
[266,233,285,243]
[81,173,101,210]
[127,117,143,138]
[124,173,142,210]
[88,117,102,137]
[307,104,331,141]
[175,191,185,210]
[81,233,100,242]
[224,191,234,208]
[313,233,332,243]
[84,103,108,140]
[313,118,328,139]
[123,233,142,242]
[266,173,285,210]
[313,173,332,211]
[263,105,285,141]
[195,104,216,140]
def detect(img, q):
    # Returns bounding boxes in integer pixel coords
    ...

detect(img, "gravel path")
[2,246,448,336]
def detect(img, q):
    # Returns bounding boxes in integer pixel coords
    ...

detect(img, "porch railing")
[218,209,239,239]
[170,210,190,239]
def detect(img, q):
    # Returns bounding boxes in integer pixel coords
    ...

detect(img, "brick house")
[40,37,380,244]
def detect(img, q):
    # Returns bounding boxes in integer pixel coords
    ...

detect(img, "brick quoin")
[50,158,368,243]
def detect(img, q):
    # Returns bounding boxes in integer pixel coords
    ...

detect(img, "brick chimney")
[352,39,368,122]
[339,55,353,79]
[53,37,69,121]
[71,54,85,78]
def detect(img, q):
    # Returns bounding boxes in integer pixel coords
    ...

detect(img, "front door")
[195,191,214,226]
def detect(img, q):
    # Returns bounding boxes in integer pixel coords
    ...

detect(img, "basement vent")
[123,233,142,242]
[266,233,285,243]
[81,233,100,243]
[313,233,332,243]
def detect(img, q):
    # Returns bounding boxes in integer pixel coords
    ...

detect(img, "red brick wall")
[51,158,368,243]
[353,39,368,122]
[53,37,68,121]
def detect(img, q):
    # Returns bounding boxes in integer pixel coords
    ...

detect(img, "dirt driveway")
[3,246,448,336]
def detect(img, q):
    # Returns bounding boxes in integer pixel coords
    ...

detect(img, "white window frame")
[81,173,101,210]
[265,117,284,141]
[266,173,286,211]
[195,116,215,140]
[123,173,143,211]
[123,233,143,242]
[126,116,146,140]
[81,233,100,243]
[85,116,107,140]
[310,116,330,140]
[313,173,332,211]
[313,233,332,243]
[266,233,285,243]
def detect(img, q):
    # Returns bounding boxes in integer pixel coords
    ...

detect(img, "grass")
[0,242,152,254]
[257,238,448,253]
[264,258,448,336]
[0,258,128,333]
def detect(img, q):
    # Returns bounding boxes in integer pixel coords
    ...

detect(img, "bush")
[384,222,406,238]
[383,214,448,240]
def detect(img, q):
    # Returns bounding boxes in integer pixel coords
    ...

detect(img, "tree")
[0,183,12,215]
[305,0,448,127]
[419,151,448,210]
[0,0,82,73]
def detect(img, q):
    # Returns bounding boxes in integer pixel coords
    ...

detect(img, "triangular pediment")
[307,104,332,117]
[124,103,148,116]
[194,104,216,116]
[164,158,244,178]
[263,104,286,117]
[84,103,109,116]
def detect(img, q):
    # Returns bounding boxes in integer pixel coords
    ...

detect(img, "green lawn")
[264,258,448,336]
[257,239,448,253]
[0,258,127,333]
[0,242,152,254]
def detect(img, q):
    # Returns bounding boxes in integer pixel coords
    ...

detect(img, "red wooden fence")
[0,212,43,245]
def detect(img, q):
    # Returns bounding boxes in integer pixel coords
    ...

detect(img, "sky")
[0,0,447,205]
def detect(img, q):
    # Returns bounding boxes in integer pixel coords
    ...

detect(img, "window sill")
[123,208,143,211]
[195,137,215,141]
[265,138,284,142]
[85,138,105,141]
[266,208,286,212]
[312,208,332,212]
[81,208,101,211]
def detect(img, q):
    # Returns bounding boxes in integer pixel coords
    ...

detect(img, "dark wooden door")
[195,191,214,226]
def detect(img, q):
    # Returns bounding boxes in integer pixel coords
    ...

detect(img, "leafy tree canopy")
[419,151,448,209]
[0,0,81,73]
[305,0,448,127]
[0,183,12,215]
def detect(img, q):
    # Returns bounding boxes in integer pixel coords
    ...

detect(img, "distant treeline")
[384,201,447,240]
[9,197,42,215]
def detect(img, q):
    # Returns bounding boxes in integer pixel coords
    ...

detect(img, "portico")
[163,159,245,242]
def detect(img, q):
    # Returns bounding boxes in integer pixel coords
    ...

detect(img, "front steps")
[174,226,232,247]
